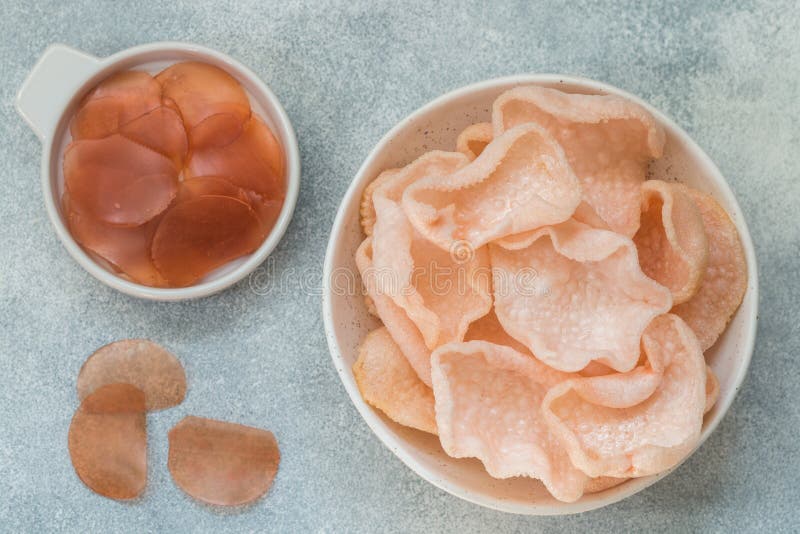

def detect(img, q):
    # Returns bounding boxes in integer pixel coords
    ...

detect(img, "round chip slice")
[402,123,581,251]
[186,116,285,201]
[176,176,283,233]
[176,176,244,202]
[67,202,165,287]
[119,105,188,168]
[672,188,747,351]
[68,383,147,500]
[70,70,162,140]
[490,219,673,372]
[542,314,706,479]
[151,195,265,287]
[634,180,708,304]
[353,327,436,434]
[168,416,280,506]
[64,134,179,226]
[455,122,493,161]
[156,61,251,149]
[77,339,186,411]
[493,86,665,237]
[431,341,587,502]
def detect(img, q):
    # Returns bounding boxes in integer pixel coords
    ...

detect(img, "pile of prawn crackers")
[68,340,280,505]
[354,86,746,502]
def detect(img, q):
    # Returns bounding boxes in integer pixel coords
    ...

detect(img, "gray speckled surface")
[1,1,798,532]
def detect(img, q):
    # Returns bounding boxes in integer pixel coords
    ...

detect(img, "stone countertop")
[1,1,798,532]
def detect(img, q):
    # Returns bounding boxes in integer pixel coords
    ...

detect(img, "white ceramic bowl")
[16,43,300,300]
[323,75,758,515]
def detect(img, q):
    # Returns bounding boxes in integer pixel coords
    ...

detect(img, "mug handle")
[16,44,100,141]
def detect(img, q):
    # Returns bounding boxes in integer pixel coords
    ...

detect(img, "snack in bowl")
[351,85,747,503]
[63,62,285,288]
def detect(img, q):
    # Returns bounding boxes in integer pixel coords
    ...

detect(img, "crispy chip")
[403,124,580,251]
[672,188,747,350]
[431,341,587,502]
[168,416,280,506]
[77,339,186,411]
[455,122,493,160]
[705,365,720,415]
[542,314,706,478]
[371,151,491,350]
[68,384,147,500]
[354,327,437,434]
[584,476,628,494]
[464,309,530,355]
[363,294,379,317]
[360,168,399,236]
[579,361,616,377]
[356,237,433,386]
[634,180,708,304]
[493,86,665,236]
[490,219,672,372]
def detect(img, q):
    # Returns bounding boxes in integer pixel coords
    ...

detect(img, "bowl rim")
[27,41,300,301]
[322,73,759,515]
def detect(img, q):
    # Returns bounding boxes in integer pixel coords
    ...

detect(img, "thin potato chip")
[672,188,747,350]
[542,314,706,478]
[493,86,665,236]
[403,124,580,251]
[490,219,672,372]
[356,237,433,386]
[431,341,587,502]
[77,339,186,411]
[354,327,437,434]
[168,416,280,506]
[455,122,493,160]
[371,151,491,350]
[68,383,147,500]
[634,180,708,304]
